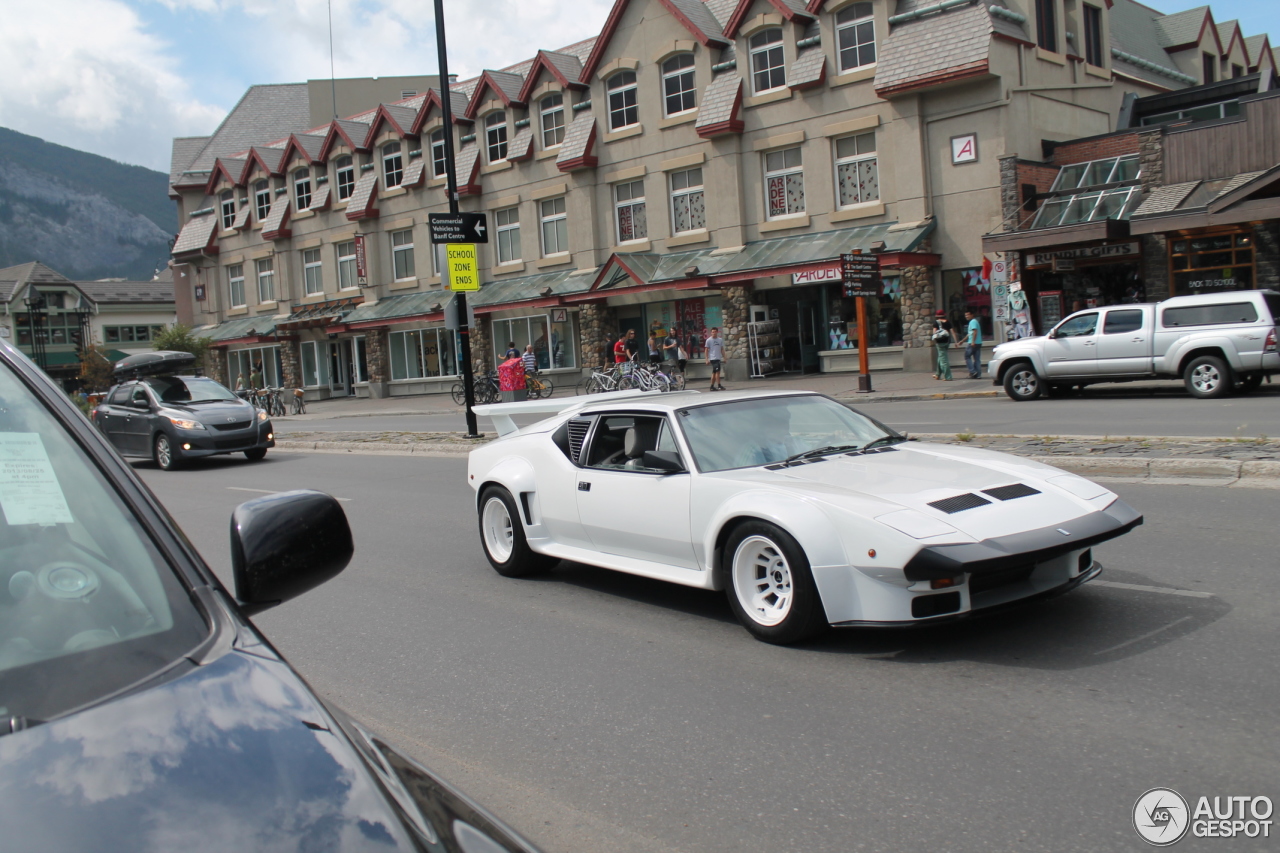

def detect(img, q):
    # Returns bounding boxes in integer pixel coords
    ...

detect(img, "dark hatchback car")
[0,340,541,853]
[93,351,273,470]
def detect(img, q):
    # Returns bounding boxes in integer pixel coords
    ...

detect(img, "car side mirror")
[643,450,686,473]
[230,490,353,616]
[131,398,150,409]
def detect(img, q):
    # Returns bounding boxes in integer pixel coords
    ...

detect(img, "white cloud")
[0,0,224,171]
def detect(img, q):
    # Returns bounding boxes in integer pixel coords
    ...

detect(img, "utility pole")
[433,0,480,438]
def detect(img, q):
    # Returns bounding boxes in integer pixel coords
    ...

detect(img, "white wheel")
[481,495,515,564]
[732,535,793,626]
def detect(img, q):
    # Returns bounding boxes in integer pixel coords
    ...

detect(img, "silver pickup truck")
[987,290,1280,400]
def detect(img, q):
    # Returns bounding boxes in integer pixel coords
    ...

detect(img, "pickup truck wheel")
[1003,364,1042,401]
[1234,373,1263,394]
[1184,355,1231,399]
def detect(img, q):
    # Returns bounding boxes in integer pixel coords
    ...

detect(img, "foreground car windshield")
[143,376,239,404]
[0,364,207,724]
[679,395,896,472]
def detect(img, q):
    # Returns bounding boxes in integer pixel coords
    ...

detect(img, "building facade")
[169,0,1274,396]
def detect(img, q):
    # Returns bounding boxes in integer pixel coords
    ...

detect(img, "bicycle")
[290,388,306,415]
[576,364,624,395]
[258,387,287,417]
[525,370,554,399]
[618,361,672,393]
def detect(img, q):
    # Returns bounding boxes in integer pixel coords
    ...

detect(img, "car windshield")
[143,376,239,404]
[678,395,897,472]
[0,360,207,725]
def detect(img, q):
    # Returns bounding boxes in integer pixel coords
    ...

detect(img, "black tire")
[536,377,554,398]
[477,486,558,577]
[244,448,267,461]
[575,376,593,396]
[1184,355,1231,399]
[1234,373,1263,394]
[1002,362,1042,401]
[450,383,466,406]
[723,521,828,645]
[153,433,181,471]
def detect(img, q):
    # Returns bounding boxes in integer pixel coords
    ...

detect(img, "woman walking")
[932,309,954,381]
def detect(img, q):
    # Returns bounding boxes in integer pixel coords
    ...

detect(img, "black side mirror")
[643,450,686,473]
[131,398,150,409]
[231,490,353,616]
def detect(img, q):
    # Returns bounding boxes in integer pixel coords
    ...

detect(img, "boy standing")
[705,327,725,391]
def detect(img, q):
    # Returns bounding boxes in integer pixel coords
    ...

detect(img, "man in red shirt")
[613,332,628,363]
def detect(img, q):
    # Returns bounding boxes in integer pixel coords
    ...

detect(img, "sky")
[0,0,1276,175]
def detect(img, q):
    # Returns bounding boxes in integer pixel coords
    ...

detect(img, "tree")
[76,342,116,393]
[152,324,213,368]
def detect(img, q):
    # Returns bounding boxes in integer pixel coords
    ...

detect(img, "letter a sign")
[951,133,978,165]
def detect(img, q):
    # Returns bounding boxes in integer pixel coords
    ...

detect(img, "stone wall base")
[366,382,390,399]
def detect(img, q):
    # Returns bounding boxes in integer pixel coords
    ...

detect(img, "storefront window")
[941,269,993,340]
[640,296,723,359]
[228,346,282,389]
[491,313,577,370]
[389,328,457,380]
[353,336,368,383]
[825,275,904,349]
[299,341,331,388]
[1170,232,1254,296]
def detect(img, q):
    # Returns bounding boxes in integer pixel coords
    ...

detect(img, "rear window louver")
[566,417,592,464]
[928,493,993,514]
[983,483,1042,501]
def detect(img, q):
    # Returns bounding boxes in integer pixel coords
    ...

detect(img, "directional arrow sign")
[428,212,490,244]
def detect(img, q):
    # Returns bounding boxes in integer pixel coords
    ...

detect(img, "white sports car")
[468,390,1142,644]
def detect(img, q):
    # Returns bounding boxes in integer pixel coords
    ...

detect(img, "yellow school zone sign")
[446,244,480,291]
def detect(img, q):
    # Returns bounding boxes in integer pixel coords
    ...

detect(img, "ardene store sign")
[1029,242,1140,267]
[793,265,843,285]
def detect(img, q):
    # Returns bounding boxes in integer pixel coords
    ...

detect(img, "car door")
[574,413,697,569]
[119,384,156,455]
[1043,312,1100,377]
[99,384,136,453]
[1095,308,1153,375]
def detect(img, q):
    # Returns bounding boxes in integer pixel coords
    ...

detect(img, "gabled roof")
[172,213,219,258]
[464,70,527,118]
[1245,34,1274,71]
[75,280,175,304]
[723,0,813,39]
[409,88,474,135]
[282,133,326,166]
[0,261,74,291]
[1153,5,1217,51]
[875,0,995,98]
[516,51,589,103]
[319,119,374,159]
[584,0,729,80]
[367,103,421,141]
[205,157,248,192]
[246,145,288,177]
[1216,20,1246,60]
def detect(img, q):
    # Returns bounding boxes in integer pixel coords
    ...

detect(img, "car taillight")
[1267,328,1278,353]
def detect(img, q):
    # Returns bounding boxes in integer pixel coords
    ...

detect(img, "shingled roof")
[172,213,219,258]
[75,280,175,304]
[875,0,995,97]
[556,114,598,171]
[1154,6,1213,49]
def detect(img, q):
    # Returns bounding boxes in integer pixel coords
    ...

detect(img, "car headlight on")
[257,410,269,422]
[167,416,204,430]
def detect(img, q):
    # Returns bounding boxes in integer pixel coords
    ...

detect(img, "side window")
[1103,310,1144,334]
[1161,302,1259,327]
[585,415,668,470]
[109,385,131,405]
[130,386,151,406]
[1056,313,1098,337]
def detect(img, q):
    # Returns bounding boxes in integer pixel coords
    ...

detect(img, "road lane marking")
[1092,616,1194,655]
[227,486,352,502]
[1091,580,1214,598]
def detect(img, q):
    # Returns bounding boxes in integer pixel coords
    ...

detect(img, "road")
[140,451,1278,853]
[276,390,1280,439]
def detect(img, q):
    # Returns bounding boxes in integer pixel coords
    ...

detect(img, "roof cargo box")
[112,350,198,377]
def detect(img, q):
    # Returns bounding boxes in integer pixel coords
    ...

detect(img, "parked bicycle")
[525,370,554,399]
[618,361,672,393]
[290,388,306,415]
[576,363,625,395]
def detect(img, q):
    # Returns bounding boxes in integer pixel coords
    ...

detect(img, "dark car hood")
[163,399,256,419]
[0,650,420,853]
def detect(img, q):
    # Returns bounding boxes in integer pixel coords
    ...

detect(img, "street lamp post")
[24,285,47,372]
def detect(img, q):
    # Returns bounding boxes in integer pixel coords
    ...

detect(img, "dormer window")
[662,55,696,116]
[749,29,786,93]
[293,168,312,209]
[383,142,403,188]
[335,156,355,199]
[1034,0,1057,52]
[486,112,509,163]
[540,94,566,148]
[219,190,236,228]
[607,71,639,130]
[835,3,876,72]
[253,180,271,221]
[430,129,447,177]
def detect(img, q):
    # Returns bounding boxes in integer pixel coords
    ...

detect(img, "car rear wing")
[474,389,660,437]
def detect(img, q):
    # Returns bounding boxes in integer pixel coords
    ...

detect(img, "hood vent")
[983,483,1042,501]
[928,493,993,514]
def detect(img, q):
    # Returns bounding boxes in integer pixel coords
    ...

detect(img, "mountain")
[0,127,176,281]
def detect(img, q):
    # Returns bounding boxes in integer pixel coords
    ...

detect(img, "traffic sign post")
[429,212,489,244]
[841,252,880,393]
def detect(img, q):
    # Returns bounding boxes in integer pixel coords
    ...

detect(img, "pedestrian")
[663,332,686,373]
[931,310,954,381]
[963,308,983,379]
[234,373,246,392]
[504,341,520,360]
[249,364,264,391]
[648,330,662,364]
[705,327,725,391]
[613,332,629,364]
[624,328,642,363]
[522,344,538,373]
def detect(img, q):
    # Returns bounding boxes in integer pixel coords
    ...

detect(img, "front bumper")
[817,500,1142,626]
[171,421,275,458]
